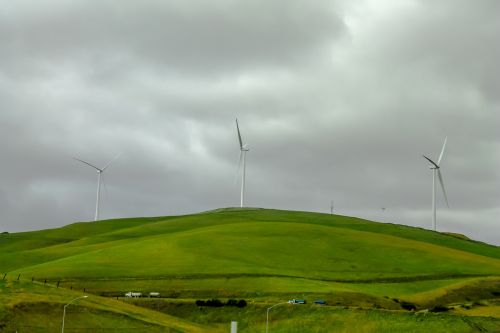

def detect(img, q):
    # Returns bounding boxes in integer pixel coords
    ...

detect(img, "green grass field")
[0,279,211,332]
[1,208,499,332]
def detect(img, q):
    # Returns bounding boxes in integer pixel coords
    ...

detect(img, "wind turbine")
[74,154,120,221]
[422,137,449,231]
[236,118,249,208]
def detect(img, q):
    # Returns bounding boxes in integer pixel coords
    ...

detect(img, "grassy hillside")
[0,279,213,332]
[2,208,499,275]
[3,278,499,333]
[1,208,500,332]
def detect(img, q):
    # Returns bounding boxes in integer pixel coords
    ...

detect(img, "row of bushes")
[195,299,247,308]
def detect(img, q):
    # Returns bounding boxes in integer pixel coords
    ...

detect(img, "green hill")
[2,208,499,280]
[1,208,499,332]
[0,279,212,332]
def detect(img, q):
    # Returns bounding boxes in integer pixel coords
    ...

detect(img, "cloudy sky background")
[1,0,499,245]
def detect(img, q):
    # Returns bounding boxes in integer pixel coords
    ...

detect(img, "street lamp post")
[266,302,288,333]
[61,295,88,333]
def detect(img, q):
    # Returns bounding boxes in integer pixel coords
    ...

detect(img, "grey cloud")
[0,0,346,78]
[0,0,498,245]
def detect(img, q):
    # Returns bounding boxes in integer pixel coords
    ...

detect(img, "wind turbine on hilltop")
[236,118,249,208]
[422,137,449,231]
[74,154,120,221]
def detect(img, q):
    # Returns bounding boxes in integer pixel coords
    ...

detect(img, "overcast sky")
[1,0,499,245]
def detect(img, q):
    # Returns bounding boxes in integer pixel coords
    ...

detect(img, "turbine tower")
[74,154,120,221]
[236,118,249,208]
[422,137,449,231]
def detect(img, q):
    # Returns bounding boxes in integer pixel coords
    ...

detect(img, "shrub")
[400,301,416,311]
[196,299,247,308]
[429,305,448,313]
[206,299,223,307]
[226,299,238,306]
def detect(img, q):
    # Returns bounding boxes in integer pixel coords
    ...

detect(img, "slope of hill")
[1,208,499,332]
[2,208,499,281]
[0,279,212,332]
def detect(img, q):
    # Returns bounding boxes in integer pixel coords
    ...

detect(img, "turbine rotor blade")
[437,136,447,166]
[73,158,101,171]
[102,152,122,171]
[422,155,439,169]
[236,118,243,150]
[437,169,449,208]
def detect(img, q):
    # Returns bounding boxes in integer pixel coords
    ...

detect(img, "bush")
[206,299,223,307]
[429,305,449,313]
[400,301,416,311]
[195,299,247,308]
[226,299,238,306]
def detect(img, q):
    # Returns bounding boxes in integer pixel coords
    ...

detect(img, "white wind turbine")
[236,118,249,208]
[422,137,449,231]
[74,154,120,221]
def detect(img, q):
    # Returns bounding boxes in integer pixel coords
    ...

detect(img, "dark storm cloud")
[0,0,498,245]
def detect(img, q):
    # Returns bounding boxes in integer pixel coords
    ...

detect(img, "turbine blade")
[102,153,122,171]
[422,155,439,169]
[437,169,449,208]
[437,136,447,165]
[73,158,101,171]
[236,118,243,150]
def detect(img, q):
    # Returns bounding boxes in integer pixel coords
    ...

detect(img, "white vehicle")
[125,292,142,298]
[149,292,160,298]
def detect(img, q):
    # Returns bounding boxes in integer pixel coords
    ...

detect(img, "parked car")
[288,299,306,304]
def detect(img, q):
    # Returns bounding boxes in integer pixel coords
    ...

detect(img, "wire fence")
[11,327,172,332]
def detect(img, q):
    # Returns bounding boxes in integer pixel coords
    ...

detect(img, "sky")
[0,0,499,245]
